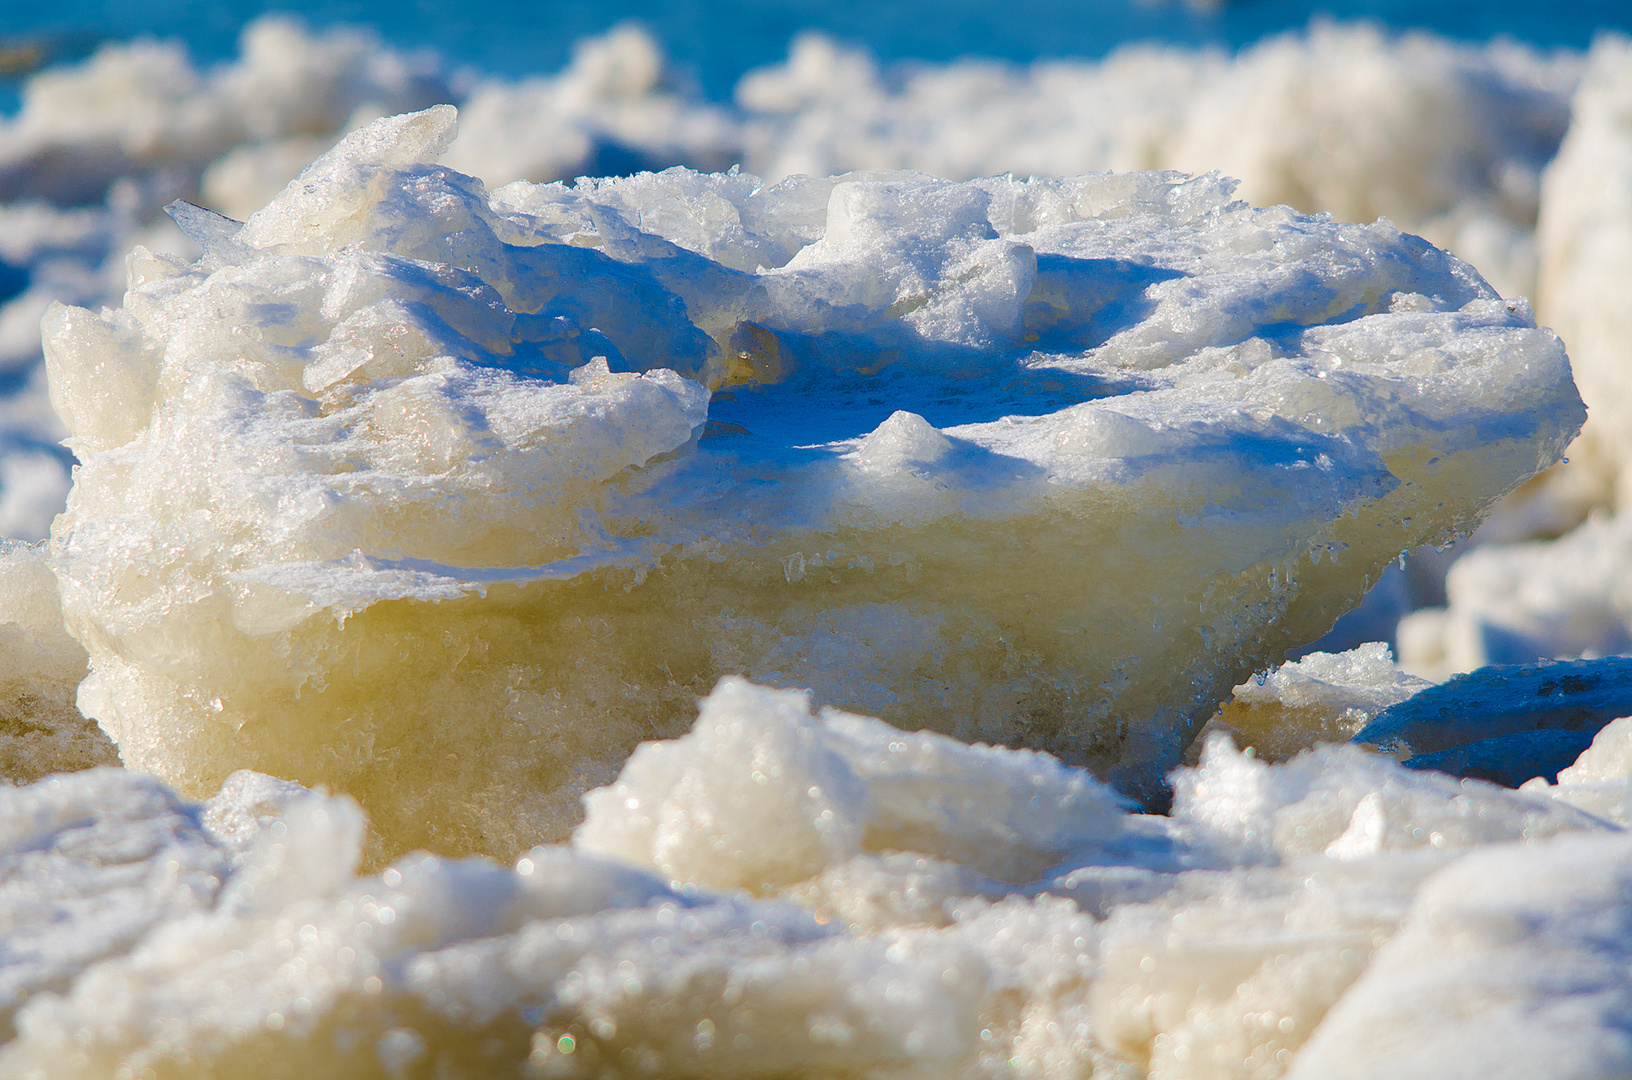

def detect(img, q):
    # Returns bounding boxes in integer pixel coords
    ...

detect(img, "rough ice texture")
[0,677,1617,1080]
[41,104,1581,855]
[0,18,456,540]
[1192,643,1432,763]
[0,18,1594,552]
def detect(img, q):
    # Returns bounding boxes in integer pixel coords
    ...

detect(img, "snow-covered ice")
[0,676,1624,1079]
[35,104,1579,857]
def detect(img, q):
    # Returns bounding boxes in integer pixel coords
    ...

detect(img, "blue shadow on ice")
[1354,656,1632,787]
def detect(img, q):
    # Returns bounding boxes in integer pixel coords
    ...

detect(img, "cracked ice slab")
[42,105,1581,857]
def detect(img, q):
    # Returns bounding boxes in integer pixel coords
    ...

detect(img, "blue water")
[1,0,1629,102]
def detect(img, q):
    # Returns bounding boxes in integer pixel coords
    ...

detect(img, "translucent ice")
[0,541,111,783]
[39,104,1582,855]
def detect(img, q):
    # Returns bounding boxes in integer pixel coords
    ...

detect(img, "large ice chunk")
[1355,656,1632,761]
[44,105,1582,856]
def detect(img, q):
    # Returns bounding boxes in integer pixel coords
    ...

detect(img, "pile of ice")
[0,18,1608,552]
[731,25,1577,301]
[3,676,1630,1079]
[35,103,1578,857]
[0,18,455,539]
[0,18,1625,1078]
[1188,642,1432,763]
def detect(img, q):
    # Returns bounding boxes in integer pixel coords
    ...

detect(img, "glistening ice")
[37,104,1580,857]
[0,94,1611,1078]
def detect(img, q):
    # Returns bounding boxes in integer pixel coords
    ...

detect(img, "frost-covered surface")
[40,103,1580,854]
[0,676,1624,1080]
[0,17,455,540]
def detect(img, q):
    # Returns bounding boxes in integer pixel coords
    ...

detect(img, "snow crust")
[39,104,1579,855]
[0,677,1622,1080]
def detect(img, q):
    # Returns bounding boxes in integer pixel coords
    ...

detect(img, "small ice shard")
[162,200,249,265]
[1556,714,1632,785]
[43,106,1583,857]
